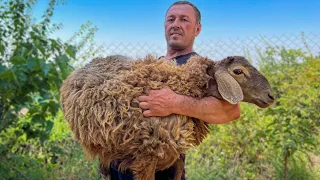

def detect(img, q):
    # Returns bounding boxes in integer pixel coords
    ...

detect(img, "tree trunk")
[284,149,289,180]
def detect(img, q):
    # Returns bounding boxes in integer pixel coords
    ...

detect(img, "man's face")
[165,4,201,50]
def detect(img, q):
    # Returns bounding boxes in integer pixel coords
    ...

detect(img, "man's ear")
[195,24,201,36]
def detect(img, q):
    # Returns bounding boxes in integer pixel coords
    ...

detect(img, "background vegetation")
[0,0,319,179]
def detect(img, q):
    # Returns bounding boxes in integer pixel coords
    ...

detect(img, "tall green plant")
[0,0,75,143]
[186,103,272,180]
[0,0,105,178]
[186,45,320,179]
[259,47,320,179]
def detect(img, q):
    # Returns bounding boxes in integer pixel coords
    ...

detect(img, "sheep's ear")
[214,70,243,104]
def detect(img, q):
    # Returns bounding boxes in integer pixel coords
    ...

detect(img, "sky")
[32,0,320,46]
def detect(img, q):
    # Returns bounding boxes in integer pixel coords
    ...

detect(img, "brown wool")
[60,55,213,179]
[60,54,274,180]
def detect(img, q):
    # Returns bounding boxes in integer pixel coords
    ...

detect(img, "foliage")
[270,152,318,180]
[260,47,320,179]
[186,46,320,179]
[0,0,102,179]
[1,1,319,179]
[67,20,106,68]
[0,0,75,143]
[186,103,271,180]
[0,115,99,179]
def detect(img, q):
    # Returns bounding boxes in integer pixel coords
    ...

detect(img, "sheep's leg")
[173,158,184,180]
[133,160,157,180]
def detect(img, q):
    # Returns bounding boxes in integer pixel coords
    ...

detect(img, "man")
[101,1,240,179]
[139,1,240,127]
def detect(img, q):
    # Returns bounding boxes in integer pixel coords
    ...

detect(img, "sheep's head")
[209,56,275,108]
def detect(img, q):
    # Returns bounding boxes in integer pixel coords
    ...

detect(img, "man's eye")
[233,69,243,75]
[167,19,174,22]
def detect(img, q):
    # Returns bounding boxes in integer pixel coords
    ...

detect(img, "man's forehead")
[166,4,195,17]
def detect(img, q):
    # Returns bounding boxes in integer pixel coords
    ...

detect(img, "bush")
[186,46,320,179]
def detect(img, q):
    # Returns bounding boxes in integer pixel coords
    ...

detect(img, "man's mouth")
[170,32,182,36]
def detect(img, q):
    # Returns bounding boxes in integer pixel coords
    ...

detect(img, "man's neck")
[165,46,194,60]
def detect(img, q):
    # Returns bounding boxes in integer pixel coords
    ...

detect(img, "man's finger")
[139,102,149,109]
[143,110,153,117]
[138,95,149,102]
[148,90,157,95]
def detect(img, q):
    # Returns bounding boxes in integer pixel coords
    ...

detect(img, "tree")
[0,0,77,143]
[259,46,320,179]
[185,44,320,179]
[0,0,104,178]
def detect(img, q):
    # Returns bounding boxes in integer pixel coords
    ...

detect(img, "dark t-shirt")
[169,52,198,65]
[99,52,199,180]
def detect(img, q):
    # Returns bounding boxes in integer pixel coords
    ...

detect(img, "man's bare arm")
[138,87,240,124]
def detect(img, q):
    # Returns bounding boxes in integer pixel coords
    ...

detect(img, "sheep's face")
[214,56,275,108]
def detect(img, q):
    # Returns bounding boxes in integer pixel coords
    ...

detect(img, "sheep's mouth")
[255,99,274,108]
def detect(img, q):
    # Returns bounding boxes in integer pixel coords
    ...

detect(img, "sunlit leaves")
[186,47,320,179]
[0,1,103,178]
[0,0,75,142]
[0,44,4,55]
[66,45,76,59]
[0,69,15,80]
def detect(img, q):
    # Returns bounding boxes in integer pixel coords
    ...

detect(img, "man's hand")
[138,87,181,117]
[138,87,241,124]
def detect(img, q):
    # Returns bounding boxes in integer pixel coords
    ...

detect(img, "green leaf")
[40,131,49,145]
[0,65,6,73]
[31,114,45,124]
[22,43,34,57]
[14,130,22,137]
[37,79,50,92]
[27,58,40,71]
[0,69,15,80]
[40,61,51,77]
[66,45,76,59]
[13,94,31,105]
[55,55,70,79]
[13,68,27,85]
[11,56,27,65]
[48,67,62,90]
[48,101,59,116]
[45,120,54,132]
[0,44,4,55]
[38,45,46,55]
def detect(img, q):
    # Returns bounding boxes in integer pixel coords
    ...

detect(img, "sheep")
[60,54,275,180]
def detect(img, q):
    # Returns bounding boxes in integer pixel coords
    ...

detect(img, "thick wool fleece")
[60,55,214,175]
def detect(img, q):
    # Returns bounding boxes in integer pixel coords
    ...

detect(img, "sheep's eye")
[233,69,243,75]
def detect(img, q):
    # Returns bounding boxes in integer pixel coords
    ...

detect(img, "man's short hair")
[166,1,201,24]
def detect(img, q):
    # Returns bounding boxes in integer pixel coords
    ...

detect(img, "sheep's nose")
[268,93,275,101]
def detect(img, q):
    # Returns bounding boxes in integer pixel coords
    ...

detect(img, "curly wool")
[60,55,214,173]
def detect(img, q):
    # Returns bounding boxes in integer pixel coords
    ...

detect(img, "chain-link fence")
[194,32,319,61]
[79,32,319,66]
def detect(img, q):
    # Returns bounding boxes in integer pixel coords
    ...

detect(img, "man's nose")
[172,19,181,28]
